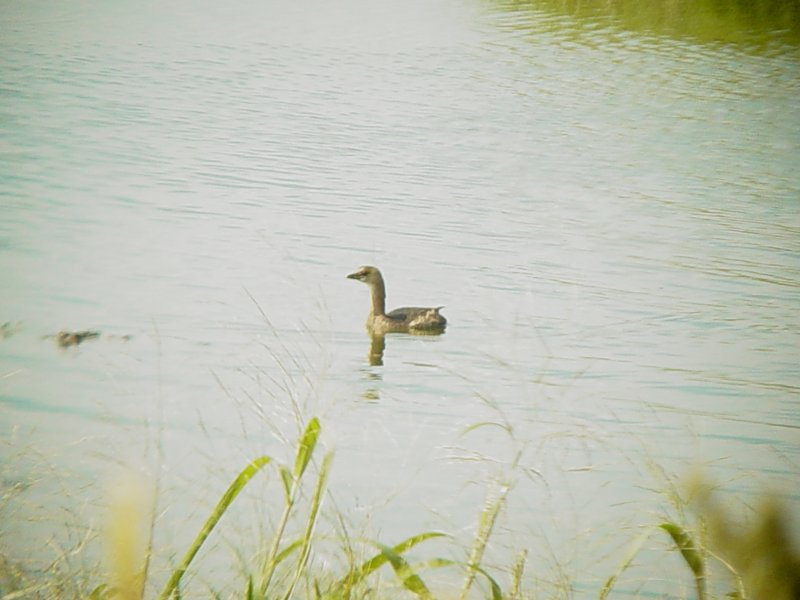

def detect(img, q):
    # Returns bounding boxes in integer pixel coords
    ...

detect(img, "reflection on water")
[361,368,383,401]
[364,329,446,367]
[1,0,799,595]
[496,0,800,47]
[368,334,386,366]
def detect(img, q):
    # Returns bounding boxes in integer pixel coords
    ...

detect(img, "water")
[1,0,799,596]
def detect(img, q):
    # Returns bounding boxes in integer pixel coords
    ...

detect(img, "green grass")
[2,417,798,599]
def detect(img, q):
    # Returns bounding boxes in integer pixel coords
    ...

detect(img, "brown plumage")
[347,266,447,335]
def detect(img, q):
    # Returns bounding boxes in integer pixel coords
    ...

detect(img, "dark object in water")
[56,330,101,347]
[1,321,22,339]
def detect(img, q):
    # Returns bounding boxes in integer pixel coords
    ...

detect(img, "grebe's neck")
[369,274,386,317]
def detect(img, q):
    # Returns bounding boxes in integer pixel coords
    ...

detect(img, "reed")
[459,483,509,600]
[508,549,527,600]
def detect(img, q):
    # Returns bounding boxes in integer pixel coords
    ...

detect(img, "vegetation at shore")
[492,0,800,47]
[2,417,797,600]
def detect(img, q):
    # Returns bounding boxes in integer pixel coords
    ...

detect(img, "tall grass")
[159,456,271,600]
[79,417,531,600]
[597,478,800,600]
[3,417,797,599]
[85,417,516,600]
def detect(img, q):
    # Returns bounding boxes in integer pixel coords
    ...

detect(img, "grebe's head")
[347,265,383,286]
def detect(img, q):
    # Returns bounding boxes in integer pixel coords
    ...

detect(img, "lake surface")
[1,0,799,596]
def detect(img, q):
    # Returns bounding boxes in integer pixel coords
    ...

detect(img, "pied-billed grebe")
[347,266,447,335]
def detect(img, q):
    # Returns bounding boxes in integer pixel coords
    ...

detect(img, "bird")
[347,265,447,335]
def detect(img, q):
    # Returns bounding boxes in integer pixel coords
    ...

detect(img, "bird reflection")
[359,331,445,400]
[361,363,383,401]
[364,330,445,367]
[368,334,386,366]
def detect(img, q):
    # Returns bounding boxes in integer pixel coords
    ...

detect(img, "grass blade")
[424,558,503,600]
[660,522,706,600]
[282,451,333,600]
[88,584,114,600]
[375,543,434,600]
[279,466,293,504]
[293,417,320,481]
[331,532,447,596]
[259,418,322,597]
[660,523,703,576]
[157,456,271,600]
[273,539,303,567]
[599,527,654,600]
[245,577,255,600]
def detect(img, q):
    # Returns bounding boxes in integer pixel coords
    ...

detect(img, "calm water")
[1,0,799,596]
